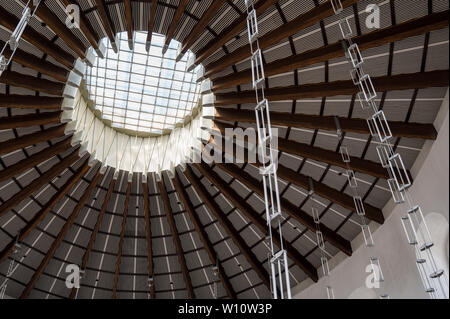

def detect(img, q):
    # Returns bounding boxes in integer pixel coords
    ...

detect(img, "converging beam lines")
[20,164,102,298]
[159,174,195,299]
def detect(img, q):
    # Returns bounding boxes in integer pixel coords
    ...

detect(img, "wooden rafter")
[0,95,63,110]
[184,165,272,291]
[0,71,65,96]
[209,135,384,225]
[281,138,388,179]
[94,0,117,49]
[60,0,100,51]
[20,165,102,299]
[69,171,116,299]
[195,162,319,282]
[172,170,237,299]
[213,108,438,140]
[0,136,72,183]
[0,6,75,68]
[193,0,279,67]
[142,174,155,299]
[145,0,158,51]
[216,162,355,254]
[159,174,195,298]
[0,147,80,218]
[163,0,189,53]
[212,121,389,179]
[202,0,359,79]
[0,41,68,82]
[112,179,132,299]
[22,0,87,59]
[176,0,227,61]
[277,165,384,223]
[212,10,450,90]
[124,0,134,49]
[0,124,67,157]
[0,111,63,131]
[0,157,90,265]
[212,70,450,105]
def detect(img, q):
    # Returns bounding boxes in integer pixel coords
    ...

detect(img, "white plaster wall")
[293,89,449,299]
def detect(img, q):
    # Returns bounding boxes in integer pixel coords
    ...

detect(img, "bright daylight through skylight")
[85,32,201,134]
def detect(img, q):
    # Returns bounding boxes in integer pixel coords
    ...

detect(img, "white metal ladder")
[245,0,291,299]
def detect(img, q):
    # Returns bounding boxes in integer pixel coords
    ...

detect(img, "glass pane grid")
[85,32,201,134]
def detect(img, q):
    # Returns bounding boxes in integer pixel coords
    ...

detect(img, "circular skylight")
[85,31,201,135]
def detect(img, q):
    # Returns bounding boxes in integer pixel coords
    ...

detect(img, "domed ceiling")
[0,0,448,299]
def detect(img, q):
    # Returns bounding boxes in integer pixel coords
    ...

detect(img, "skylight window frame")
[85,32,201,134]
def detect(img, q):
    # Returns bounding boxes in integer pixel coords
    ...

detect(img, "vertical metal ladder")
[245,0,291,299]
[330,0,448,298]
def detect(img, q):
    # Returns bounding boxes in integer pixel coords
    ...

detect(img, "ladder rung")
[430,269,444,279]
[250,32,259,42]
[420,242,434,251]
[259,163,275,176]
[255,99,268,111]
[267,211,282,224]
[253,77,265,88]
[270,250,285,263]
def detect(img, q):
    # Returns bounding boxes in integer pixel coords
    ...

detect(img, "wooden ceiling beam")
[214,107,438,140]
[95,0,117,48]
[212,10,450,90]
[142,174,155,299]
[172,170,237,299]
[69,172,116,299]
[203,0,359,79]
[0,147,81,219]
[194,0,279,67]
[112,179,132,299]
[0,6,75,68]
[0,136,72,183]
[210,133,384,225]
[176,0,227,60]
[215,162,354,254]
[277,164,384,224]
[209,135,384,225]
[213,70,450,105]
[196,162,319,282]
[279,138,388,179]
[159,173,195,298]
[145,0,158,51]
[0,95,63,110]
[21,0,87,59]
[184,164,271,291]
[0,157,90,266]
[163,0,189,53]
[60,0,100,51]
[0,111,63,131]
[124,0,134,49]
[0,124,67,157]
[212,121,389,179]
[0,71,65,96]
[0,41,68,82]
[20,165,102,299]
